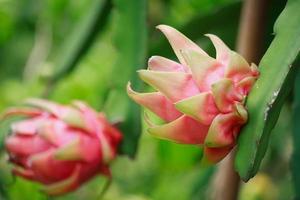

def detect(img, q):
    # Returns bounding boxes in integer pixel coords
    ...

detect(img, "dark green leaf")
[150,1,242,58]
[49,0,112,84]
[104,0,147,157]
[291,69,300,199]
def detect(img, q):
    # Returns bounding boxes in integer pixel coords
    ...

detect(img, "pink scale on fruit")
[128,24,259,164]
[3,99,123,196]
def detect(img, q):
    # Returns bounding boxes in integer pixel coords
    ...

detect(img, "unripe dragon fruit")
[127,25,259,164]
[3,99,122,195]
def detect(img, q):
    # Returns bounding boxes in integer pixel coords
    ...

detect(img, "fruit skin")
[127,25,259,164]
[3,99,122,196]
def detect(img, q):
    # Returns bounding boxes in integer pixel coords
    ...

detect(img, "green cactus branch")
[43,0,112,97]
[235,0,300,181]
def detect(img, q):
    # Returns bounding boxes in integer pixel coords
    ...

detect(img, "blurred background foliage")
[0,0,297,199]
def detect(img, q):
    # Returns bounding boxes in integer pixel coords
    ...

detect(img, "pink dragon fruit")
[127,25,259,164]
[3,99,122,195]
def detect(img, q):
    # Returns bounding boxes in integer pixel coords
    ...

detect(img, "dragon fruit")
[3,99,122,195]
[127,25,259,164]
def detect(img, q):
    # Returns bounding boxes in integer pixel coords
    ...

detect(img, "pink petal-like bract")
[128,25,259,164]
[4,99,122,196]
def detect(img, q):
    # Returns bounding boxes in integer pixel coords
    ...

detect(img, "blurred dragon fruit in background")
[3,99,122,195]
[127,25,259,164]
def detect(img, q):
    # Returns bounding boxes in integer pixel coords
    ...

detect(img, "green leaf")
[235,0,300,181]
[104,0,147,157]
[7,178,47,200]
[150,1,242,58]
[49,0,112,84]
[291,69,300,199]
